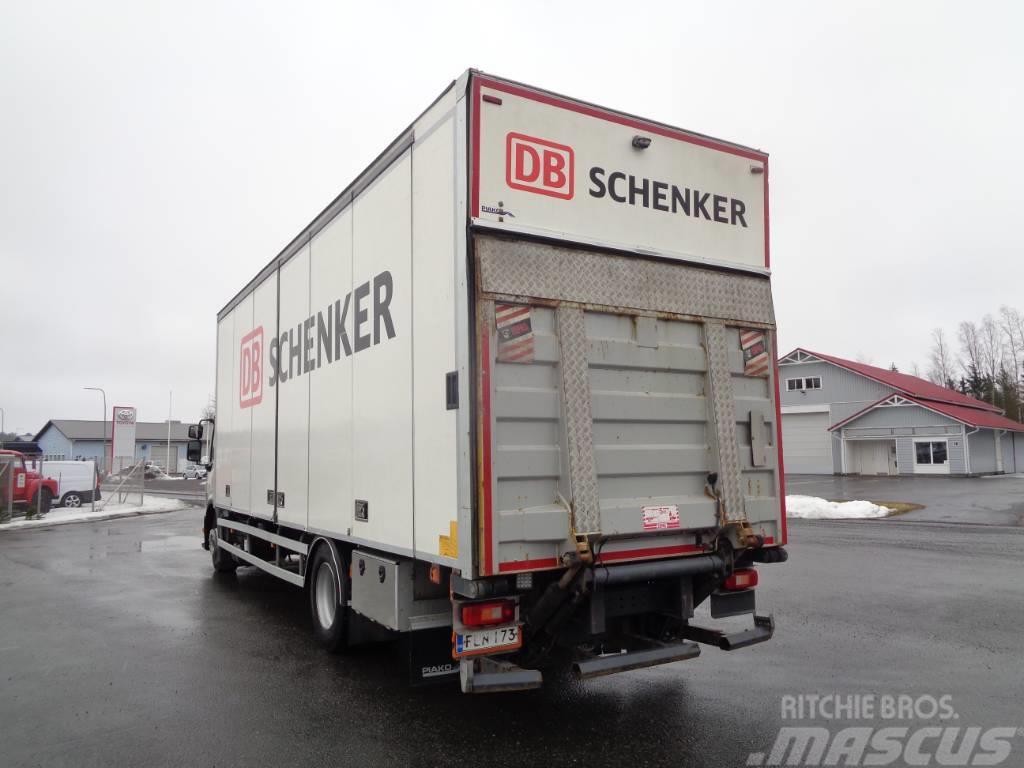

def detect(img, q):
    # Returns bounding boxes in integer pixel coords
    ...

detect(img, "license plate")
[453,624,522,658]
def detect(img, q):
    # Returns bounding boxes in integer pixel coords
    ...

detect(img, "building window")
[915,441,948,466]
[786,377,822,392]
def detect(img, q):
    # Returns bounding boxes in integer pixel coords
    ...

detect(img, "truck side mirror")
[188,424,203,440]
[187,440,203,463]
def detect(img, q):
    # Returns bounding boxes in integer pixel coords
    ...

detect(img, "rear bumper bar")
[573,639,701,680]
[460,657,543,693]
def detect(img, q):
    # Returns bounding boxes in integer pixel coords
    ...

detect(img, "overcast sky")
[2,1,1021,433]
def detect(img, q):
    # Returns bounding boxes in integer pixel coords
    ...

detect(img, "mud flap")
[710,587,756,618]
[408,626,460,686]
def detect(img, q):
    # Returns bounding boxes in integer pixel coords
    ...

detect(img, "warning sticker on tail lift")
[642,505,681,531]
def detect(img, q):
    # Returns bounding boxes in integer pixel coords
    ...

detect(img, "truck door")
[473,235,784,576]
[4,456,28,503]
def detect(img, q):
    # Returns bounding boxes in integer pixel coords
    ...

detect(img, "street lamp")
[83,387,107,474]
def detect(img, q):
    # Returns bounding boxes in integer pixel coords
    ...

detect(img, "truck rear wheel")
[209,529,237,573]
[309,544,348,652]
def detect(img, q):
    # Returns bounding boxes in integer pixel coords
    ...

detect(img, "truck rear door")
[467,73,782,578]
[474,235,784,576]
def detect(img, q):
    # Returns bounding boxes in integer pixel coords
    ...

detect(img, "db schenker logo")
[505,132,574,200]
[239,327,263,409]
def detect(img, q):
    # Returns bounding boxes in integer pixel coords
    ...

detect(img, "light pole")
[1,406,5,436]
[83,387,107,474]
[166,390,172,474]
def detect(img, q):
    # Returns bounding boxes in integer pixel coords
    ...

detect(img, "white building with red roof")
[779,348,1024,475]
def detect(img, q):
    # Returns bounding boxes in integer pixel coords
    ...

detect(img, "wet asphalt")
[1,510,1022,768]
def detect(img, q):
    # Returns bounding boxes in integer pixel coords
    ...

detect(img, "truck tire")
[31,488,53,516]
[62,492,83,508]
[309,544,348,652]
[208,528,237,573]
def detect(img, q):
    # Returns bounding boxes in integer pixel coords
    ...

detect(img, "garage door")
[149,444,178,474]
[782,412,833,474]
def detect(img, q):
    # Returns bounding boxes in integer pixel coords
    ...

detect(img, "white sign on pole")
[111,406,137,472]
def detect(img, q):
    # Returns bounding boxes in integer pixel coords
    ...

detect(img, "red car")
[0,450,59,516]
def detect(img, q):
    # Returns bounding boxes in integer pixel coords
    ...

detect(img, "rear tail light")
[723,568,758,591]
[460,599,515,627]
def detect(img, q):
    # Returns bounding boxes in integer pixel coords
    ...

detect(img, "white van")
[33,461,101,508]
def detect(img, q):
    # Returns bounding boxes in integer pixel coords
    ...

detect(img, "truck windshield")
[0,455,23,472]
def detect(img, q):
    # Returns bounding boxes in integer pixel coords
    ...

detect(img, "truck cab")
[0,450,59,516]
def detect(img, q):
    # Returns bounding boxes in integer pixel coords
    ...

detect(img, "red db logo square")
[240,327,263,409]
[506,132,574,200]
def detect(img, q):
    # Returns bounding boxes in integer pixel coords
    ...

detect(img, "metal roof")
[34,420,192,442]
[829,394,1024,433]
[781,348,1002,413]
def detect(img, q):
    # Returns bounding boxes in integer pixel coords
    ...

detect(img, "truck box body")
[206,71,784,688]
[215,71,783,572]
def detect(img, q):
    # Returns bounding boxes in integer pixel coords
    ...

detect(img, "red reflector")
[461,599,515,627]
[482,94,503,105]
[723,568,758,591]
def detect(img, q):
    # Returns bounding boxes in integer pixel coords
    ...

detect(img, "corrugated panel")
[898,433,966,475]
[492,306,564,521]
[895,437,914,474]
[950,436,967,474]
[1001,432,1015,473]
[779,360,893,412]
[968,430,998,474]
[476,236,775,327]
[782,412,833,474]
[482,239,783,568]
[844,404,960,430]
[585,312,718,534]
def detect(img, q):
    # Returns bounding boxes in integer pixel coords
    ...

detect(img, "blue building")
[34,420,191,474]
[779,349,1024,475]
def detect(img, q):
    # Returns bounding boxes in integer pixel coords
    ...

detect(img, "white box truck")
[190,70,788,693]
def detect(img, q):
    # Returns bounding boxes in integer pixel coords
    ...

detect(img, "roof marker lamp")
[632,135,652,149]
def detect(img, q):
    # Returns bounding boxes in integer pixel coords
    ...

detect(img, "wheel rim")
[65,495,81,508]
[315,561,337,629]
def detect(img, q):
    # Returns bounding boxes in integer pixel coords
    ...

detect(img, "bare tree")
[999,306,1023,419]
[928,328,956,386]
[910,362,923,378]
[978,314,1002,405]
[201,396,216,422]
[958,321,983,377]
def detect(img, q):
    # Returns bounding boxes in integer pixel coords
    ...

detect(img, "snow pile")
[786,495,890,520]
[1,496,188,531]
